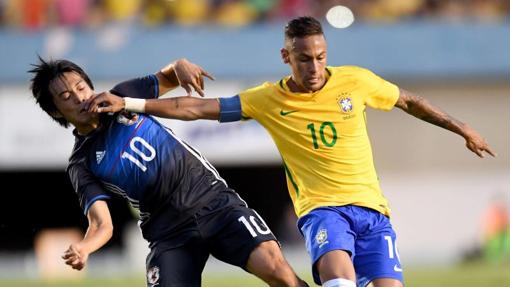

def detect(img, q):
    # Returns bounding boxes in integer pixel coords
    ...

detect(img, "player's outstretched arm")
[394,88,496,158]
[144,96,220,120]
[157,58,214,97]
[87,91,220,121]
[62,201,113,270]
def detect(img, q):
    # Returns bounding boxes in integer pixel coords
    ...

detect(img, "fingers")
[474,148,484,158]
[86,92,125,113]
[191,81,204,97]
[182,84,193,97]
[200,68,215,81]
[175,65,214,96]
[483,145,497,157]
[468,142,484,158]
[86,93,106,113]
[199,75,204,91]
[62,246,86,270]
[181,77,204,97]
[96,106,115,113]
[467,141,497,158]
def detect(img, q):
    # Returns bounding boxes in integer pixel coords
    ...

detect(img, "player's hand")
[62,243,89,270]
[85,92,124,114]
[173,58,214,97]
[463,127,496,158]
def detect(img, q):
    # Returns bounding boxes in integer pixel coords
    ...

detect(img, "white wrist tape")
[323,278,356,287]
[123,97,146,113]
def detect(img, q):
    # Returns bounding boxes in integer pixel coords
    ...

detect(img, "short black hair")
[284,16,324,40]
[28,57,94,128]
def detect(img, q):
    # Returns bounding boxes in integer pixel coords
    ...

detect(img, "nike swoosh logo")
[393,265,403,272]
[280,110,298,116]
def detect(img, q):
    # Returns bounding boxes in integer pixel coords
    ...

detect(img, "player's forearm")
[144,97,220,120]
[395,89,470,139]
[79,221,113,255]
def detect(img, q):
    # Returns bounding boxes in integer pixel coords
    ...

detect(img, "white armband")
[123,97,146,113]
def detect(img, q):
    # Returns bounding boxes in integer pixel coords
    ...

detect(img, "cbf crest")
[339,97,353,113]
[336,92,353,113]
[315,229,329,248]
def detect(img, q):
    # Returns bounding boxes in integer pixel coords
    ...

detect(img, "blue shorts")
[297,205,404,287]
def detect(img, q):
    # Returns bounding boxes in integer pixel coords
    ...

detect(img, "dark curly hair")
[28,57,94,128]
[284,16,324,40]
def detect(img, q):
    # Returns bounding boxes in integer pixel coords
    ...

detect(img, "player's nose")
[309,59,320,74]
[74,91,91,104]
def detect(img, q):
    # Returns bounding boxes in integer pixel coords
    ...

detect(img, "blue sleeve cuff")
[83,194,111,215]
[219,96,242,122]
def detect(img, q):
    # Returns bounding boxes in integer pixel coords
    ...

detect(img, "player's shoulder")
[240,81,276,96]
[329,65,382,85]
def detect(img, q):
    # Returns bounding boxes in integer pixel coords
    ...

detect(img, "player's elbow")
[92,219,114,240]
[100,221,114,242]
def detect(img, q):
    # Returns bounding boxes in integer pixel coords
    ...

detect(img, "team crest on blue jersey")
[147,266,160,286]
[339,97,353,113]
[117,111,139,126]
[315,229,329,248]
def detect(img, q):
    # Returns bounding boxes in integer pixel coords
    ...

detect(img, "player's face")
[49,71,99,133]
[284,34,327,93]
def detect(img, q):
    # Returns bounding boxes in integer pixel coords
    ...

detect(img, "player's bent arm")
[395,88,495,158]
[157,59,214,97]
[62,200,113,270]
[82,200,114,253]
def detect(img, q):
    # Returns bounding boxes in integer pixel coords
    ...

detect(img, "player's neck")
[287,77,325,93]
[75,119,101,136]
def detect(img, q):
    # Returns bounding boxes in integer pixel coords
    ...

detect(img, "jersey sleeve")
[67,162,111,215]
[237,83,271,121]
[110,74,159,99]
[356,67,399,111]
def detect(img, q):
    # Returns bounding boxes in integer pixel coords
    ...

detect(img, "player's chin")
[306,82,323,92]
[78,111,98,122]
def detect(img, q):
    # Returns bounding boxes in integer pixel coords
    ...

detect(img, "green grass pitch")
[1,263,509,287]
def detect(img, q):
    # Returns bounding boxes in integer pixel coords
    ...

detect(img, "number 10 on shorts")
[238,215,271,237]
[384,235,402,265]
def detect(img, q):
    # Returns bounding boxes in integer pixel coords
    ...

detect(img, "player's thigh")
[207,205,277,269]
[146,240,209,287]
[353,219,403,287]
[316,250,356,283]
[367,278,404,287]
[297,207,356,285]
[245,240,288,275]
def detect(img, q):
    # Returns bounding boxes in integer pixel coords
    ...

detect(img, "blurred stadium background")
[1,0,510,286]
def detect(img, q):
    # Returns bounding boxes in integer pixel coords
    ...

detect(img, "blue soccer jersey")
[67,76,231,242]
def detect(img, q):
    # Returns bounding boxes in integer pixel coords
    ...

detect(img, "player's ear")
[281,48,290,64]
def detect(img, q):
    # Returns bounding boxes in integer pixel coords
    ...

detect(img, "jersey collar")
[277,67,333,98]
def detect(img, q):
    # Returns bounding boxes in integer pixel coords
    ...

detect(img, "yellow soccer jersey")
[239,66,400,217]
